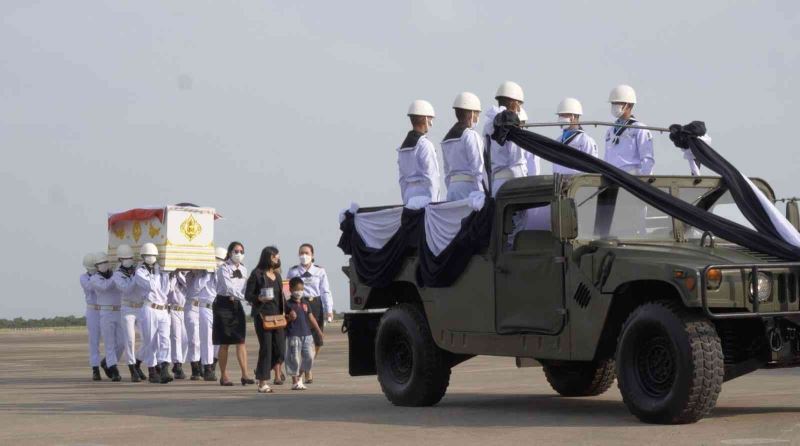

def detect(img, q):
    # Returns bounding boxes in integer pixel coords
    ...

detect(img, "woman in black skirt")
[245,246,286,393]
[213,241,255,386]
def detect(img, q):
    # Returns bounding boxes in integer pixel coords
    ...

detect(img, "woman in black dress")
[245,246,287,393]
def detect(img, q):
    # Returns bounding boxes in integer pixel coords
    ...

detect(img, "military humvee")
[342,174,800,424]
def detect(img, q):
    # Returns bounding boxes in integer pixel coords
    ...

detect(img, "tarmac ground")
[1,326,799,445]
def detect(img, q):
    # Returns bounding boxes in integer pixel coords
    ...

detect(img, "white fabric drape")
[353,206,404,250]
[743,176,800,248]
[424,192,486,256]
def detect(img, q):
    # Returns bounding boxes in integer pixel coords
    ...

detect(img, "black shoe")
[154,364,161,375]
[241,377,255,386]
[203,365,217,382]
[172,363,186,380]
[100,359,112,378]
[92,367,102,381]
[109,365,122,382]
[148,367,160,384]
[135,360,147,381]
[190,362,202,381]
[160,362,173,384]
[219,378,234,386]
[128,365,141,383]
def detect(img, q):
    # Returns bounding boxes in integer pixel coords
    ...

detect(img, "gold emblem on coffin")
[132,222,142,242]
[112,226,125,239]
[148,223,160,238]
[179,215,202,242]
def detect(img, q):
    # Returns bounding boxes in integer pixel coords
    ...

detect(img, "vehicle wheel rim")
[634,335,675,398]
[389,336,413,384]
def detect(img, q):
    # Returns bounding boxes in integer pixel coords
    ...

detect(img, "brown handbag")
[261,313,287,330]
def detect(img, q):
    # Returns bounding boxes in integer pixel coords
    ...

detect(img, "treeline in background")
[0,316,87,329]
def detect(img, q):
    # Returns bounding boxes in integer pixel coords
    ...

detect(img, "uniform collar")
[442,122,469,142]
[399,130,425,150]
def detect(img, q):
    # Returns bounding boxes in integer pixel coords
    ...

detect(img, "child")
[284,277,323,390]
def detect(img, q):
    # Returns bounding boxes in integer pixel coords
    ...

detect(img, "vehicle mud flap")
[343,312,383,376]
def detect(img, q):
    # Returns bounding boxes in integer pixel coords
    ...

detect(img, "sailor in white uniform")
[604,85,654,175]
[553,98,599,174]
[441,92,485,201]
[168,270,189,380]
[89,252,125,382]
[398,99,441,205]
[80,252,103,381]
[134,242,173,384]
[519,108,541,179]
[186,246,226,381]
[112,244,147,382]
[484,81,533,196]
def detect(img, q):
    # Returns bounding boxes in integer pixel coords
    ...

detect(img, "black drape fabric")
[491,110,800,261]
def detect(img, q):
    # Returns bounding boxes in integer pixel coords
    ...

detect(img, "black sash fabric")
[490,110,800,260]
[611,118,638,145]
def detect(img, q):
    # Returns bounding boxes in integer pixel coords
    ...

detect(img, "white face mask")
[427,117,434,129]
[611,104,625,119]
[299,254,312,266]
[121,259,134,268]
[291,291,303,300]
[143,255,157,266]
[557,116,572,124]
[97,263,109,273]
[231,253,244,265]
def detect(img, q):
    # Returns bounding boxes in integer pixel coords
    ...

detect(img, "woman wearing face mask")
[286,243,333,383]
[245,246,287,393]
[441,92,485,201]
[213,241,255,386]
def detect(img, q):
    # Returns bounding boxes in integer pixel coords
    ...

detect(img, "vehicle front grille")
[573,283,592,308]
[729,246,784,263]
[777,273,799,304]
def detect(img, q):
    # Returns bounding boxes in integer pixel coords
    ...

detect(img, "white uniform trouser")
[184,303,200,363]
[121,305,142,365]
[85,307,101,367]
[99,309,125,366]
[402,184,432,205]
[170,309,188,364]
[446,181,480,201]
[198,304,215,366]
[141,305,171,367]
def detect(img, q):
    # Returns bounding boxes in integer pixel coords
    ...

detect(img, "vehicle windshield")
[677,187,754,239]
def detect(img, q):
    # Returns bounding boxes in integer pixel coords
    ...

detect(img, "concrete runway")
[1,327,799,446]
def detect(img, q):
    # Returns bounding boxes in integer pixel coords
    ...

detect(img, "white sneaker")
[292,382,307,390]
[258,384,272,393]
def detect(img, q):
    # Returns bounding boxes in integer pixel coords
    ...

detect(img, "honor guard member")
[519,108,541,178]
[398,99,441,205]
[112,244,147,382]
[553,98,598,174]
[134,243,173,384]
[287,243,333,383]
[441,92,485,201]
[89,252,125,382]
[484,81,534,196]
[168,270,189,379]
[604,85,654,175]
[80,253,103,381]
[187,247,227,381]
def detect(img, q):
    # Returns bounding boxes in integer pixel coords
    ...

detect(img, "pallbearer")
[135,243,173,384]
[187,247,227,381]
[604,85,654,175]
[441,92,484,201]
[112,244,147,382]
[398,99,441,205]
[485,81,532,196]
[553,98,598,174]
[80,252,103,381]
[169,270,189,379]
[90,252,125,382]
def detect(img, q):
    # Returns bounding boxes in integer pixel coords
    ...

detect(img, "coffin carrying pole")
[522,121,671,133]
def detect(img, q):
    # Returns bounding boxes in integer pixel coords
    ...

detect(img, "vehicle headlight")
[748,272,772,303]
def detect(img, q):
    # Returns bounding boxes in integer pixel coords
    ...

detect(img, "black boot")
[109,365,122,382]
[160,361,173,384]
[135,360,147,381]
[92,367,102,381]
[148,367,160,384]
[172,363,186,380]
[128,365,141,383]
[100,359,112,378]
[203,364,217,382]
[189,361,202,381]
[154,364,161,375]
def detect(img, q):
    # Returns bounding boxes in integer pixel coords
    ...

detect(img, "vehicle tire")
[542,358,616,397]
[375,303,450,406]
[616,300,724,424]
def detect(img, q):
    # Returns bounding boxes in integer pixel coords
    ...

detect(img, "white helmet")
[94,252,109,266]
[517,108,528,122]
[556,97,583,115]
[214,247,227,260]
[117,244,134,259]
[452,92,481,111]
[608,84,637,104]
[82,252,96,270]
[140,243,158,257]
[407,99,435,117]
[495,81,524,103]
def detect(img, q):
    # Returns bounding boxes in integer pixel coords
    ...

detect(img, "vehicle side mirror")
[787,200,800,232]
[552,198,578,240]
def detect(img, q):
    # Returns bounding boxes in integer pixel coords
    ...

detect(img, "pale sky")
[1,1,798,318]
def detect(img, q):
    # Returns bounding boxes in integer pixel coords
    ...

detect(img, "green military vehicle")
[342,174,800,424]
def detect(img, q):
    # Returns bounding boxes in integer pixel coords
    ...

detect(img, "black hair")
[454,108,473,121]
[289,276,304,290]
[299,243,315,262]
[255,246,279,271]
[225,241,244,261]
[409,115,427,126]
[497,97,515,108]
